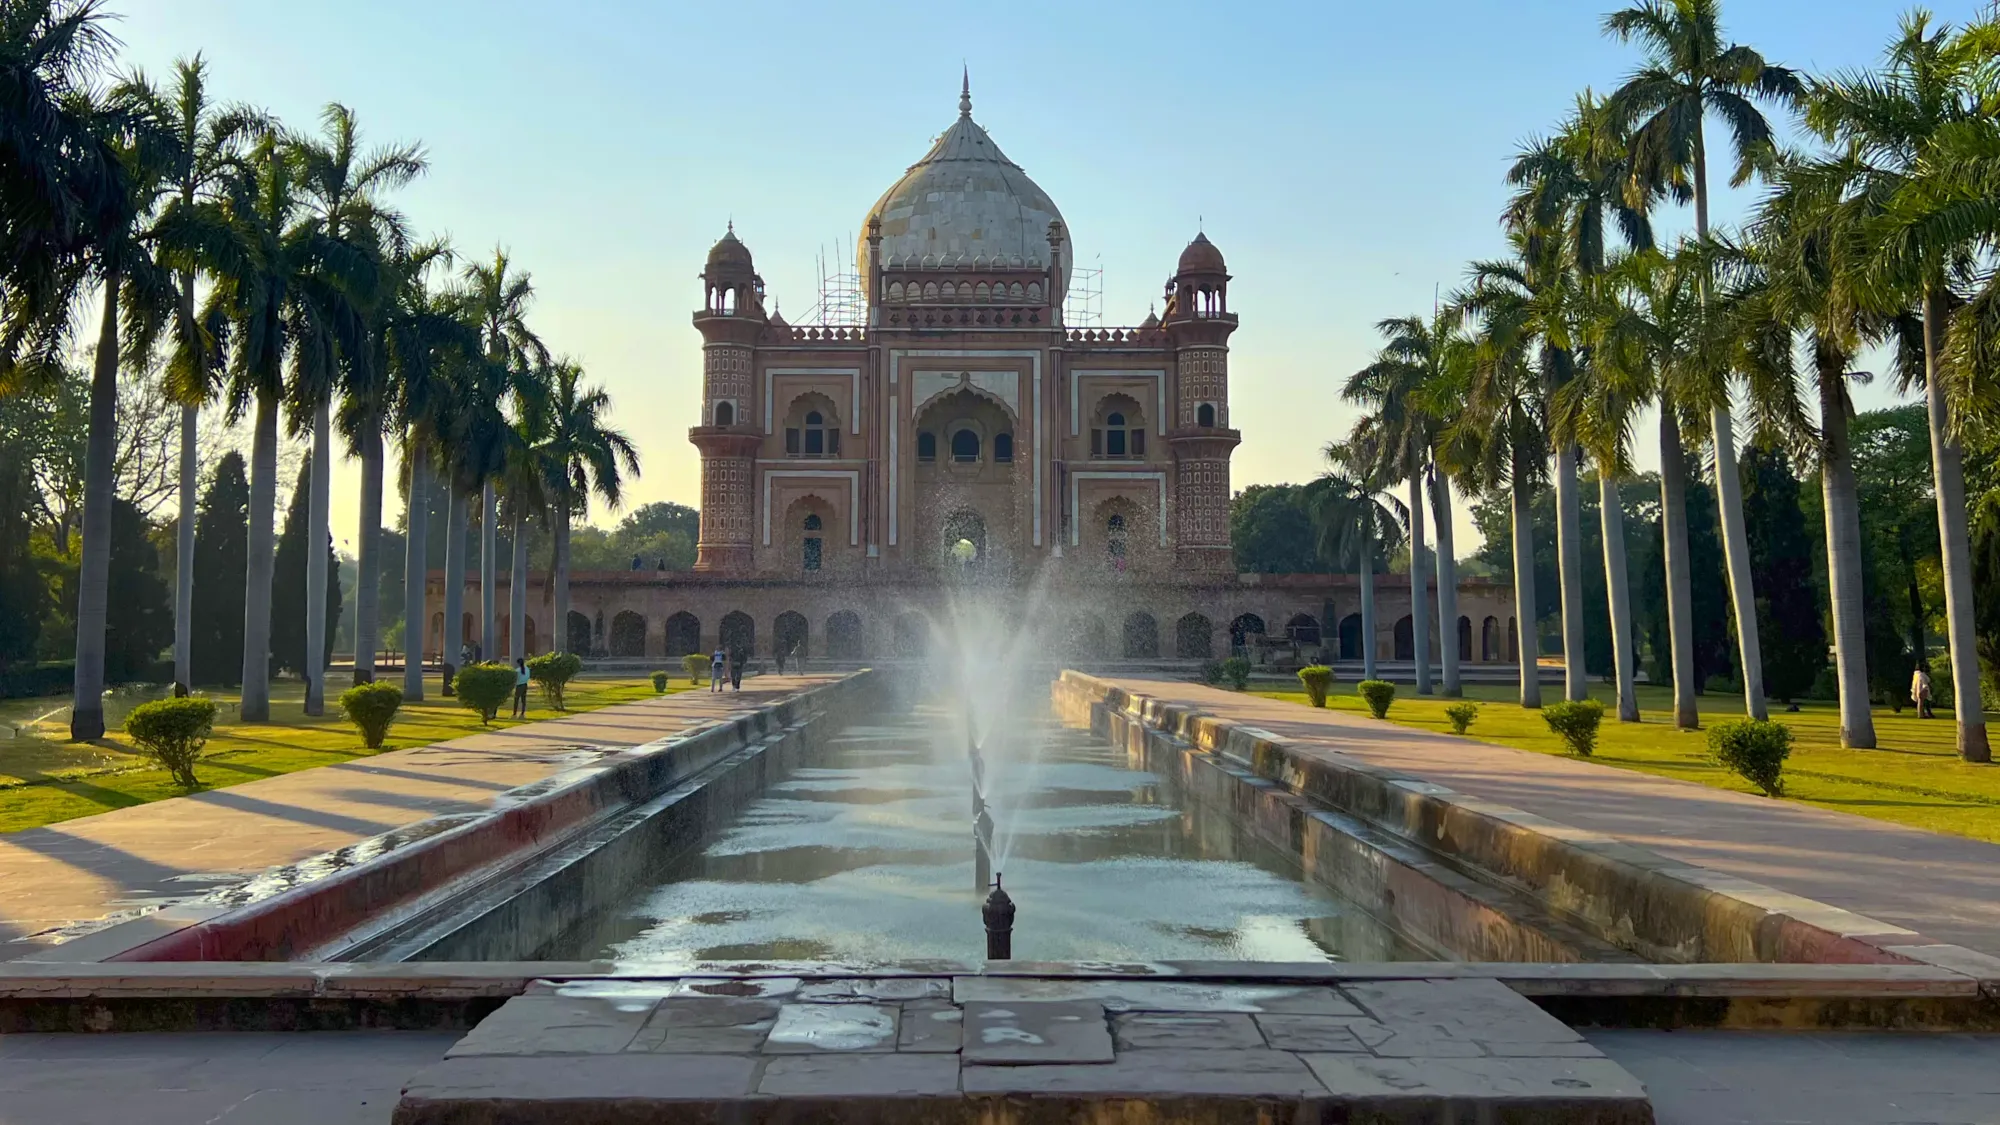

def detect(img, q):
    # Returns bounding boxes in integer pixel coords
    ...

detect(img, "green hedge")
[682,653,712,684]
[1297,665,1333,708]
[1219,657,1251,691]
[1199,660,1224,686]
[124,696,217,788]
[1708,719,1793,797]
[339,682,403,749]
[650,670,670,693]
[453,663,517,724]
[1444,701,1479,735]
[1357,680,1395,720]
[528,651,584,710]
[0,658,177,700]
[1542,699,1605,756]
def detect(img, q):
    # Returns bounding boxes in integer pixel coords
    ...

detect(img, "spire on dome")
[959,66,972,117]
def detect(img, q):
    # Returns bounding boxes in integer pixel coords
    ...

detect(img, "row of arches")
[885,279,1043,303]
[1225,612,1520,663]
[596,609,867,660]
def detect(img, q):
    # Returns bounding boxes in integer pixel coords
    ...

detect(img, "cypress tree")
[1740,445,1828,705]
[105,499,173,682]
[190,453,250,685]
[271,462,341,679]
[0,436,45,669]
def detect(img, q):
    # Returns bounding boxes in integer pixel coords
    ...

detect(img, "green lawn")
[1249,679,2000,845]
[0,673,681,833]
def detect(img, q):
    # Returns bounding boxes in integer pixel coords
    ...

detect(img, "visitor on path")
[460,642,472,670]
[711,645,727,693]
[729,648,746,692]
[512,658,530,719]
[1912,666,1935,719]
[775,646,787,675]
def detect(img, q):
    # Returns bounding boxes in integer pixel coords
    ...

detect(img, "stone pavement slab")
[1112,1010,1266,1050]
[1107,677,2000,957]
[765,1001,898,1052]
[961,999,1114,1064]
[0,676,835,959]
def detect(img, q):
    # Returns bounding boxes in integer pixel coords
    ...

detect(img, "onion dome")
[705,224,755,277]
[1177,232,1226,276]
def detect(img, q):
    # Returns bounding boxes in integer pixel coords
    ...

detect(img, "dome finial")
[960,65,972,117]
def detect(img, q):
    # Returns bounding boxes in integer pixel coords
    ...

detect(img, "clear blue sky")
[116,0,1974,552]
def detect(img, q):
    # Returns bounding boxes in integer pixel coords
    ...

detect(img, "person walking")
[512,657,530,719]
[710,643,727,693]
[1912,665,1936,720]
[729,647,746,692]
[775,645,788,675]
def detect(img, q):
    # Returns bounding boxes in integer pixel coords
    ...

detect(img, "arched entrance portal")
[1175,613,1213,658]
[941,508,988,577]
[567,611,590,654]
[1122,612,1159,659]
[1338,614,1363,661]
[664,612,701,658]
[720,611,755,657]
[1229,613,1266,656]
[609,612,646,658]
[775,611,808,660]
[827,611,863,659]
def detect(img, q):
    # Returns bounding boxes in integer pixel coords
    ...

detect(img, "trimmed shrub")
[124,696,216,788]
[1357,679,1395,719]
[1199,660,1224,686]
[453,662,516,724]
[1708,718,1793,797]
[682,653,712,684]
[1542,699,1605,756]
[1220,656,1251,691]
[338,681,403,749]
[650,670,669,693]
[1297,665,1333,708]
[1444,701,1479,736]
[528,651,584,710]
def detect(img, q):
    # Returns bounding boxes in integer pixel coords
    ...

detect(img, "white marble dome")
[859,80,1066,302]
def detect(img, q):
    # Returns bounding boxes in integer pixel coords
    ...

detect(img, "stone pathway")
[0,676,836,960]
[1105,677,2000,957]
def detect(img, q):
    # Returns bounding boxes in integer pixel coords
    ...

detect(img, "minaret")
[1164,232,1240,574]
[690,226,766,573]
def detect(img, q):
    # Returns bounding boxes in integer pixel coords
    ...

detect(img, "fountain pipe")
[983,874,1015,960]
[973,806,995,893]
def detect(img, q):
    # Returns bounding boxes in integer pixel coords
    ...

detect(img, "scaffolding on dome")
[798,239,866,327]
[1064,259,1104,327]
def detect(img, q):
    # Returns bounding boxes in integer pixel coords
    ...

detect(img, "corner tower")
[1164,232,1240,573]
[690,227,765,573]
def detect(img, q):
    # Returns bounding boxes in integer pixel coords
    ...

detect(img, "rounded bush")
[1220,657,1252,691]
[453,663,517,724]
[650,670,669,693]
[124,696,217,788]
[1707,718,1793,797]
[1542,699,1605,756]
[1199,659,1225,687]
[1444,701,1479,736]
[528,651,584,710]
[682,653,712,684]
[1357,680,1396,719]
[1297,665,1333,708]
[338,681,403,749]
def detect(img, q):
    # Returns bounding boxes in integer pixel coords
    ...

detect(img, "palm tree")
[535,359,638,655]
[1310,446,1405,683]
[129,56,263,694]
[291,102,423,708]
[198,135,364,721]
[454,249,548,658]
[1445,237,1554,708]
[1343,313,1468,694]
[502,362,554,663]
[1513,92,1658,721]
[1821,12,1997,761]
[1604,0,1803,723]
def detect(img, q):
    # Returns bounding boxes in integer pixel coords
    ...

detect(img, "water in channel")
[547,706,1430,968]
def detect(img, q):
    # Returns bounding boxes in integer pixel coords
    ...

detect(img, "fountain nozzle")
[983,873,1015,960]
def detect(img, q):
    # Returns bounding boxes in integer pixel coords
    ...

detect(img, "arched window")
[1107,513,1128,565]
[994,433,1013,463]
[1197,402,1216,427]
[713,401,734,427]
[1105,412,1127,457]
[917,431,937,462]
[786,409,840,457]
[1091,402,1146,459]
[951,428,980,462]
[802,512,823,572]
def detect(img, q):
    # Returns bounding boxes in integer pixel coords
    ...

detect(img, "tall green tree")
[1232,485,1323,574]
[1309,451,1403,682]
[271,461,339,679]
[535,359,637,655]
[104,496,170,681]
[1605,0,1803,723]
[188,450,247,685]
[1738,445,1828,705]
[0,404,47,667]
[1635,472,1735,692]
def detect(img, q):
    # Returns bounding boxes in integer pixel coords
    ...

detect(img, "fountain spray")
[983,873,1015,960]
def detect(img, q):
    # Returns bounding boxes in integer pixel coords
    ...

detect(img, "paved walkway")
[0,676,837,960]
[1108,678,2000,958]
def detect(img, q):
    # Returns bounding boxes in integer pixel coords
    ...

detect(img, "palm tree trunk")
[1510,466,1541,710]
[304,399,331,716]
[1818,356,1875,749]
[1554,443,1588,702]
[1599,470,1638,722]
[1710,406,1767,720]
[480,480,497,661]
[554,500,572,655]
[1659,407,1699,729]
[69,272,121,741]
[1359,530,1378,683]
[1923,284,1991,761]
[1433,465,1461,697]
[241,388,280,722]
[1408,458,1432,695]
[441,484,467,691]
[174,403,197,691]
[401,435,428,701]
[353,418,383,686]
[509,509,528,662]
